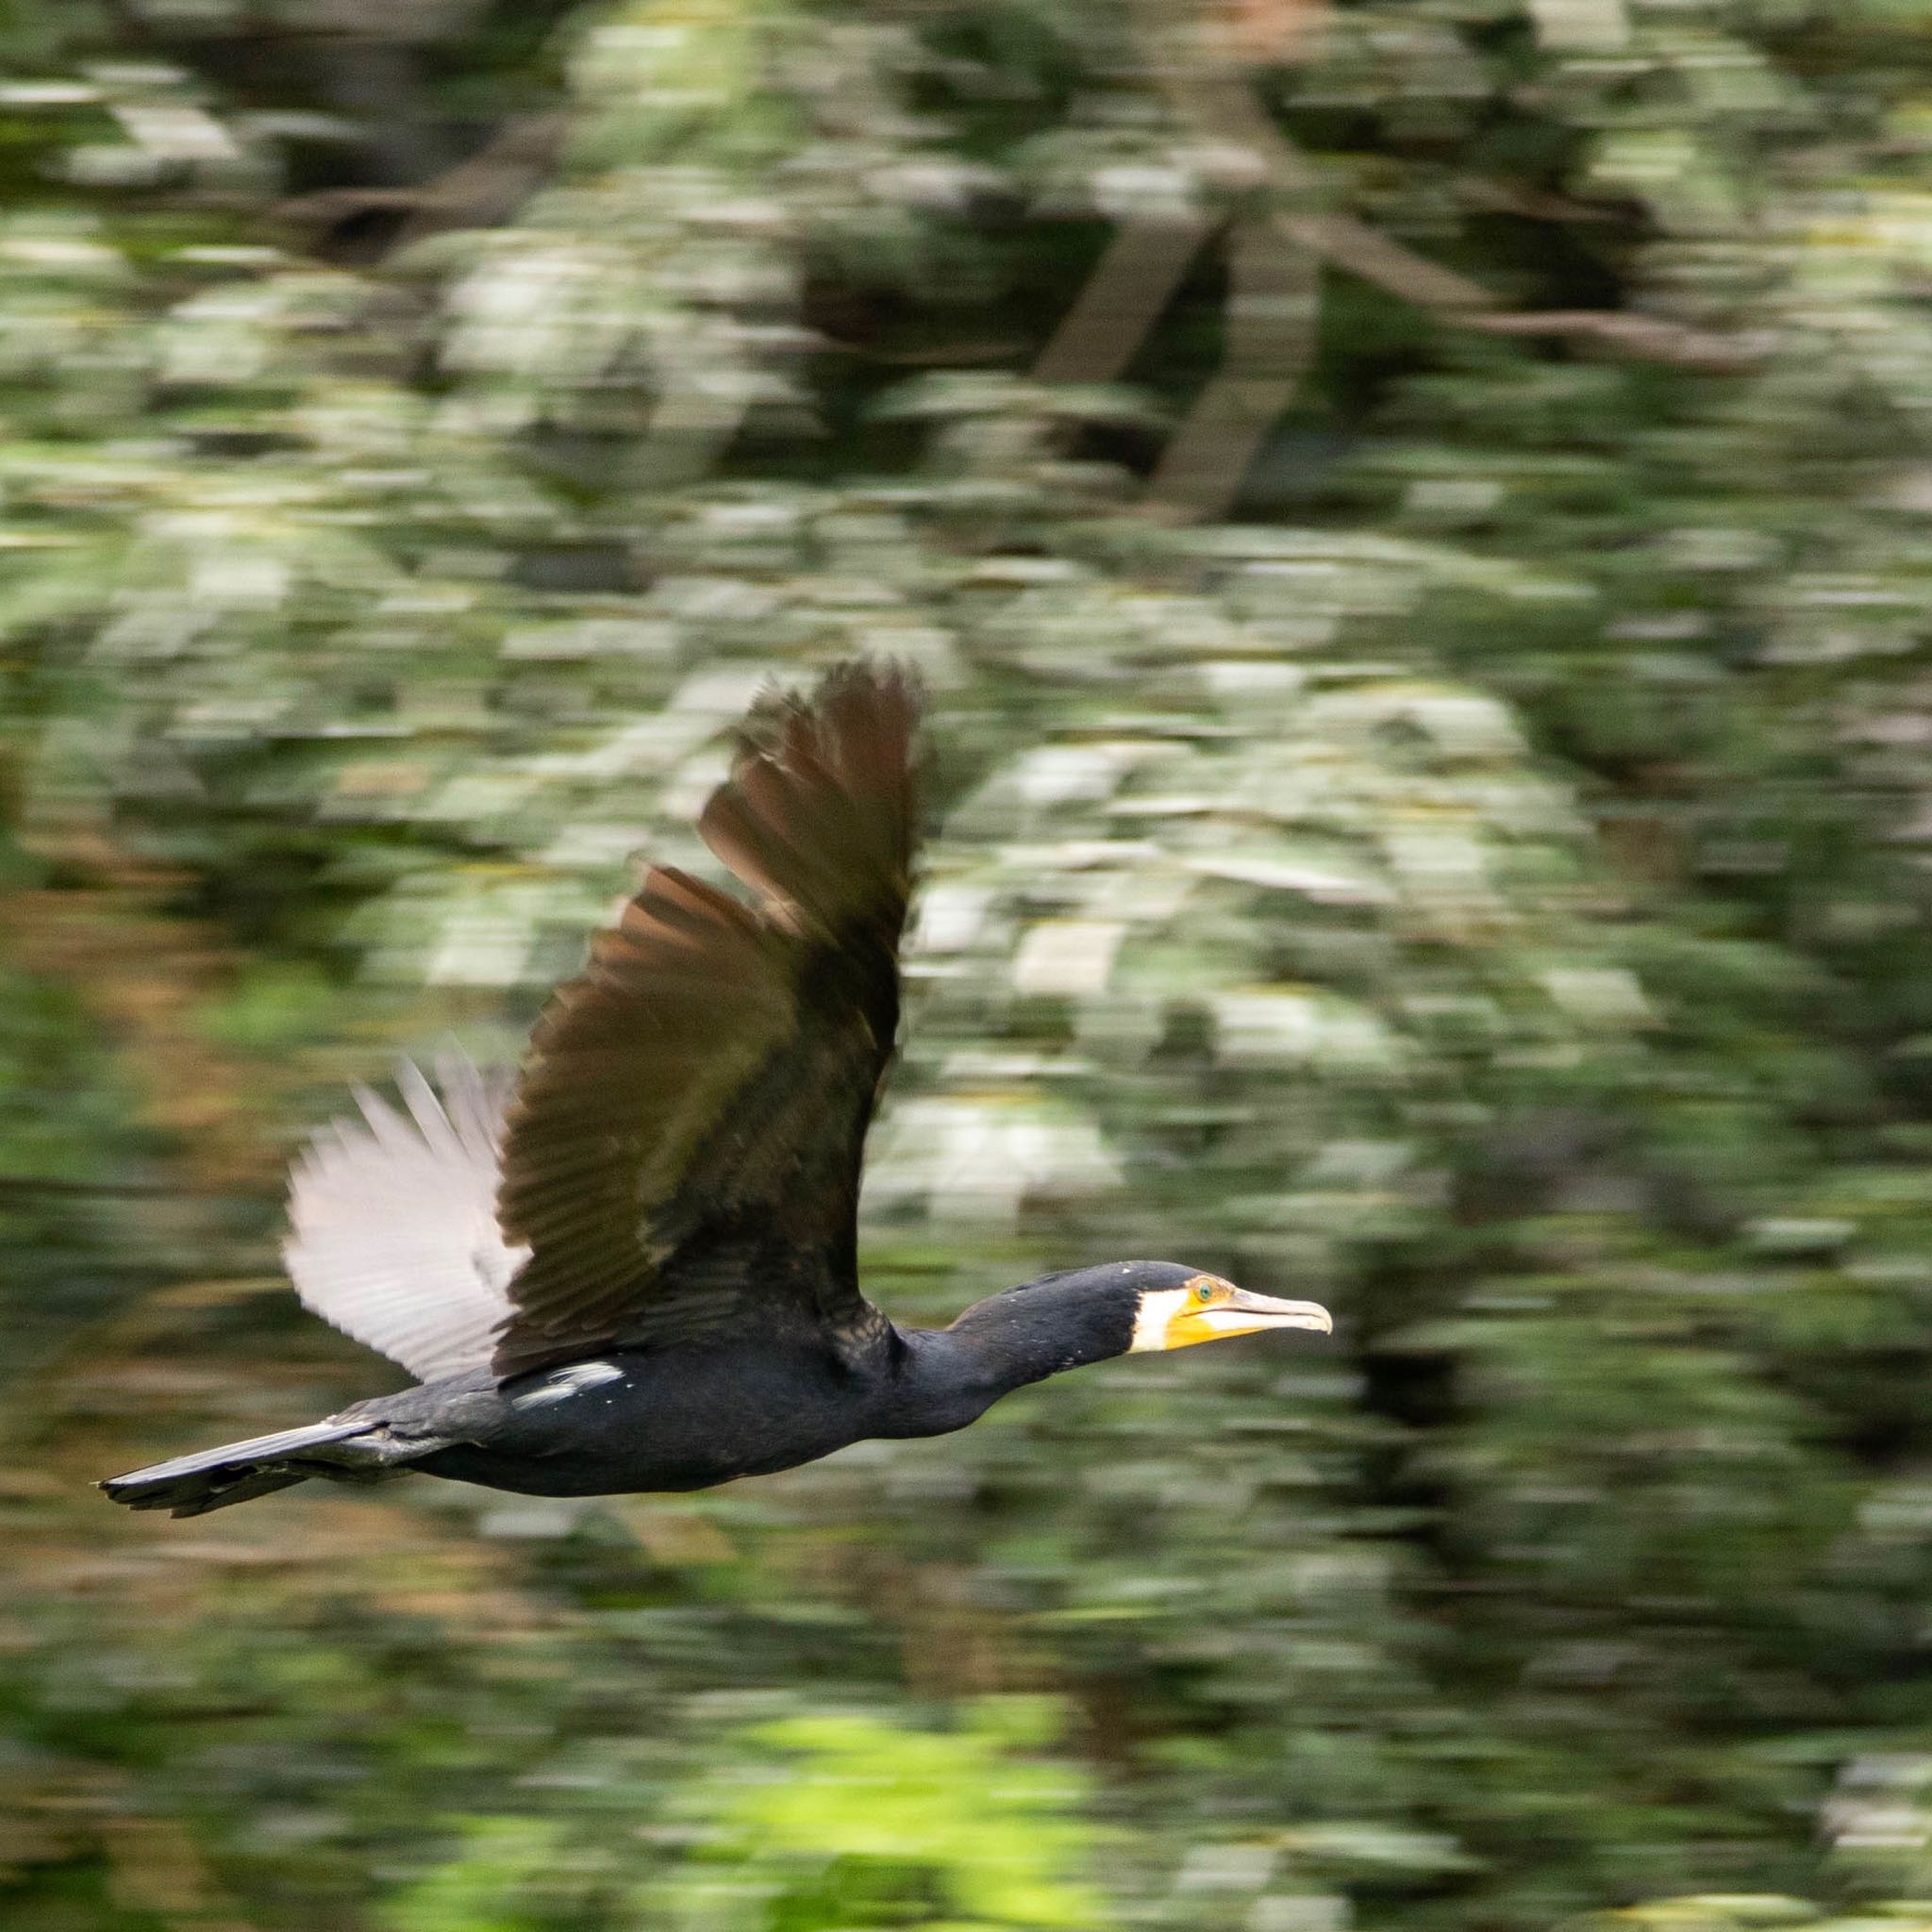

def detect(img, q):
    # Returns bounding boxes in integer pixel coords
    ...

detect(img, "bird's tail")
[100,1417,380,1518]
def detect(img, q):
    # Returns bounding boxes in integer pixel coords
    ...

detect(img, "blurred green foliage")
[12,0,1932,1928]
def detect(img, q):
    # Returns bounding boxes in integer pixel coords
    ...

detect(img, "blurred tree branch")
[278,110,566,255]
[1143,214,1318,523]
[1030,211,1216,387]
[1098,0,1768,520]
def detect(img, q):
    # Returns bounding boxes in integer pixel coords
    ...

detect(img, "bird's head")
[929,1259,1335,1408]
[915,1259,1337,1414]
[977,1259,1331,1361]
[1116,1261,1333,1354]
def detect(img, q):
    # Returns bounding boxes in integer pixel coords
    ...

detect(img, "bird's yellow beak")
[1154,1274,1334,1352]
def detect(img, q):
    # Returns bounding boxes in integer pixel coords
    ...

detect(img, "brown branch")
[1465,308,1774,373]
[277,112,566,254]
[1273,218,1767,369]
[1125,2,1320,521]
[1136,2,1766,394]
[1031,210,1216,387]
[1143,214,1318,523]
[391,113,566,248]
[1452,173,1620,226]
[1273,208,1491,312]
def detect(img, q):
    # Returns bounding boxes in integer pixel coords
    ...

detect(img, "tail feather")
[100,1418,375,1518]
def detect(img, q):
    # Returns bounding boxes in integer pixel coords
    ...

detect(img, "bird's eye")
[1194,1282,1214,1304]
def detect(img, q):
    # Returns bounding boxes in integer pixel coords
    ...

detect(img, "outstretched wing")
[283,1054,526,1383]
[491,661,922,1377]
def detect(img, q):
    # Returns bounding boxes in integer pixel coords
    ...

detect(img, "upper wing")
[491,661,922,1377]
[283,1054,527,1384]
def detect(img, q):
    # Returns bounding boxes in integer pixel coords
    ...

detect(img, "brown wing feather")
[491,662,921,1377]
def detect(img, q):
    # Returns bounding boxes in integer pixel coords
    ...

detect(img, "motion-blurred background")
[7,1,1932,1927]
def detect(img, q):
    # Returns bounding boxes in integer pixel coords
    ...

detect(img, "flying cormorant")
[102,664,1332,1517]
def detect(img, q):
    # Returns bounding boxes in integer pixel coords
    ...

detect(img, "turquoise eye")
[1193,1283,1213,1304]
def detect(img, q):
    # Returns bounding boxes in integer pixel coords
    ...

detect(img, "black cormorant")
[102,664,1332,1517]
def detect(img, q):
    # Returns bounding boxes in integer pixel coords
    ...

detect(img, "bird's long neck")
[873,1279,1131,1439]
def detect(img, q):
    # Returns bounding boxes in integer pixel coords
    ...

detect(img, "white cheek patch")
[511,1359,626,1408]
[1130,1288,1190,1353]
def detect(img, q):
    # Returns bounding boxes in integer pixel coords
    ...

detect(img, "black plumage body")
[410,1347,889,1497]
[377,1269,1140,1497]
[100,667,1330,1519]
